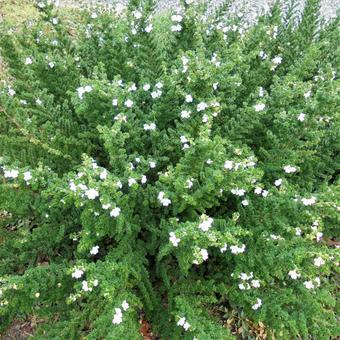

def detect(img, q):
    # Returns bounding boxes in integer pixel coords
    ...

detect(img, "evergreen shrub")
[0,0,339,338]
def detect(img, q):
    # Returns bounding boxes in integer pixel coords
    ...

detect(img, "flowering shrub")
[0,0,339,338]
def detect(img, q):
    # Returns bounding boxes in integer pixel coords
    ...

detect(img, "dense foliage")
[0,0,339,338]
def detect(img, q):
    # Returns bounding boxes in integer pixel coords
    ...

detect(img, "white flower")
[180,135,188,144]
[8,87,16,96]
[23,171,32,182]
[100,169,108,180]
[261,190,269,197]
[206,159,213,165]
[128,178,137,187]
[314,277,321,286]
[151,90,162,98]
[52,18,58,25]
[272,56,282,65]
[274,178,282,187]
[124,99,134,108]
[297,113,306,122]
[177,317,186,327]
[231,188,246,196]
[143,123,156,131]
[37,2,45,8]
[36,98,42,105]
[301,197,316,206]
[171,24,182,32]
[252,298,262,310]
[288,269,300,280]
[143,84,151,91]
[155,82,163,89]
[230,244,246,254]
[85,188,99,200]
[91,12,98,19]
[200,248,209,261]
[112,99,118,106]
[295,228,302,236]
[202,114,209,123]
[259,87,264,97]
[112,308,123,324]
[304,90,311,99]
[93,279,99,287]
[25,57,33,65]
[48,62,55,68]
[183,322,190,331]
[141,175,147,184]
[186,178,194,189]
[241,199,249,206]
[224,160,233,170]
[314,257,325,267]
[4,169,19,179]
[251,280,260,288]
[198,215,213,231]
[171,14,183,22]
[149,161,156,168]
[90,246,99,255]
[133,10,142,19]
[283,165,297,173]
[254,187,262,194]
[169,232,180,247]
[238,283,246,290]
[35,292,40,298]
[122,300,129,311]
[161,198,171,206]
[102,203,111,210]
[82,280,92,292]
[220,243,227,253]
[72,268,84,279]
[254,103,265,112]
[185,0,194,4]
[303,280,314,289]
[180,110,191,119]
[316,232,323,242]
[110,207,121,217]
[84,85,92,93]
[197,102,208,112]
[145,24,153,33]
[213,82,219,90]
[185,94,193,103]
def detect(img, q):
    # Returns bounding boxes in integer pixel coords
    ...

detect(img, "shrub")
[0,0,339,338]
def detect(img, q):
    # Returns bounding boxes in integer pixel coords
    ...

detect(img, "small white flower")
[112,99,118,106]
[122,300,129,311]
[316,232,323,242]
[143,84,151,91]
[133,10,142,19]
[48,62,55,68]
[100,169,108,180]
[251,280,261,288]
[180,135,188,144]
[171,24,182,32]
[180,110,191,119]
[314,257,325,267]
[254,187,262,194]
[261,190,269,197]
[124,99,134,108]
[82,280,92,292]
[52,18,58,25]
[171,14,183,22]
[274,178,282,187]
[254,103,265,112]
[206,159,213,165]
[23,171,32,182]
[200,248,209,261]
[198,215,213,232]
[8,87,16,96]
[202,114,209,123]
[185,94,193,103]
[272,56,282,65]
[91,12,98,19]
[241,199,249,206]
[186,178,194,189]
[149,161,156,168]
[303,280,314,290]
[177,317,186,327]
[90,246,99,255]
[4,169,19,179]
[304,90,311,99]
[143,123,156,131]
[84,85,92,93]
[155,82,163,89]
[213,82,219,90]
[183,322,190,331]
[151,90,162,98]
[252,298,262,310]
[85,188,99,200]
[112,308,123,324]
[197,102,208,112]
[102,203,111,210]
[25,57,33,65]
[161,198,171,206]
[238,283,246,290]
[259,87,264,97]
[169,232,181,247]
[283,165,297,173]
[295,228,302,236]
[72,268,84,279]
[288,269,300,280]
[145,24,153,33]
[231,188,246,196]
[141,175,147,184]
[220,243,227,253]
[301,197,317,206]
[230,244,246,254]
[110,207,121,217]
[128,178,137,187]
[297,113,306,122]
[36,98,42,105]
[224,160,233,170]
